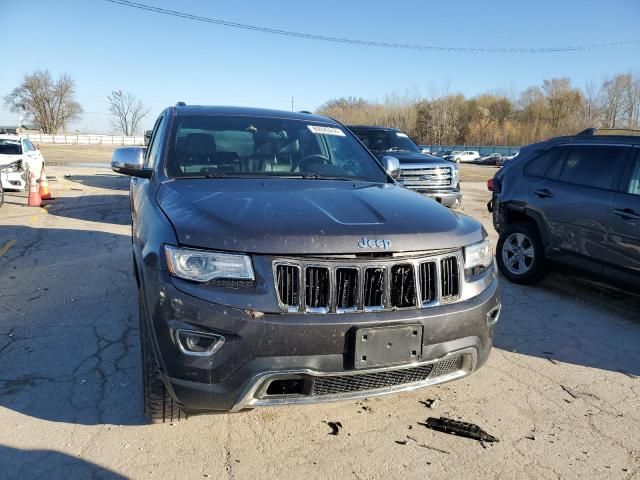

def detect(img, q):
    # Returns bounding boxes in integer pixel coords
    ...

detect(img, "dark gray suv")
[489,128,640,287]
[112,104,500,423]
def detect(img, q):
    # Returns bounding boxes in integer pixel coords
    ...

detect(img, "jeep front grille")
[363,267,385,309]
[440,256,460,301]
[399,166,453,189]
[390,264,416,308]
[419,261,437,304]
[275,264,300,310]
[274,253,461,313]
[336,268,358,311]
[305,267,330,312]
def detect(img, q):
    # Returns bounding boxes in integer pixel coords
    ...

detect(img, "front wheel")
[139,291,187,423]
[496,223,546,284]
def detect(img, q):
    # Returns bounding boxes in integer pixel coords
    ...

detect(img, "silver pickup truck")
[348,125,461,207]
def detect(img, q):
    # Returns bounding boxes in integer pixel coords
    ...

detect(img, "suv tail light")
[487,178,495,192]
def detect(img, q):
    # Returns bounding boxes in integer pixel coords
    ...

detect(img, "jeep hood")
[157,179,483,255]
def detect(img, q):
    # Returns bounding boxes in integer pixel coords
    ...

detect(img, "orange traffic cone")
[39,168,52,200]
[28,171,42,207]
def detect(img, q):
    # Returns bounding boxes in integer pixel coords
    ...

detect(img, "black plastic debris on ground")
[419,399,440,409]
[421,417,499,443]
[324,421,343,436]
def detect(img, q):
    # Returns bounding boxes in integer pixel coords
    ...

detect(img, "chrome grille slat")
[336,268,358,311]
[440,256,460,301]
[419,262,437,304]
[363,267,385,310]
[399,166,453,188]
[274,254,461,313]
[390,264,416,308]
[275,265,300,310]
[305,267,330,311]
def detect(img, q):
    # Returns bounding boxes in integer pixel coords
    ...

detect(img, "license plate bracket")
[353,325,423,369]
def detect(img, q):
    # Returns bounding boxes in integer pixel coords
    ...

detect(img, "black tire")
[139,292,187,423]
[496,222,546,285]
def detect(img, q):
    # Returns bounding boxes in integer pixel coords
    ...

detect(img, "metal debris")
[324,421,343,436]
[421,417,499,443]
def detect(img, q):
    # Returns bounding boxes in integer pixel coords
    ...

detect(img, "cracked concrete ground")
[0,166,639,480]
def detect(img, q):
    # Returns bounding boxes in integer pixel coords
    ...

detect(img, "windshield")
[0,140,22,155]
[165,116,387,182]
[351,129,421,153]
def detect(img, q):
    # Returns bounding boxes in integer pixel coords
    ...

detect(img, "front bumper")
[416,188,462,207]
[0,171,26,191]
[142,269,499,412]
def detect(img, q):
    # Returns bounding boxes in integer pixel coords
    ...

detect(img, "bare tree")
[3,70,83,134]
[107,90,151,136]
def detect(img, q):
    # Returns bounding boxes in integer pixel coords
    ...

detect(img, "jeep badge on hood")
[358,237,392,250]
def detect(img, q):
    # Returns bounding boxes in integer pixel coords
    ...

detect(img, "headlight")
[164,245,255,283]
[3,160,21,173]
[464,238,492,275]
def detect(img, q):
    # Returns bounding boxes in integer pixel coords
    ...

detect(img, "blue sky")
[1,0,638,133]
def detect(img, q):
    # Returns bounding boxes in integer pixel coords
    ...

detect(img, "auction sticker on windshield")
[307,125,346,136]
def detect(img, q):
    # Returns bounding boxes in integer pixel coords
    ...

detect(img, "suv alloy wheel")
[496,223,546,284]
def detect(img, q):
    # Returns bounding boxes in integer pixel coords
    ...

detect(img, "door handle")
[534,189,553,198]
[613,208,640,220]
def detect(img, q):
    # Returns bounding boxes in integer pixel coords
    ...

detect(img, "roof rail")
[298,110,313,114]
[577,127,640,136]
[175,101,186,107]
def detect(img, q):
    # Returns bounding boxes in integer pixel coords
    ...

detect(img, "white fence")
[26,133,144,146]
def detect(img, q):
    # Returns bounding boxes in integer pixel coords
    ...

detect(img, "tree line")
[3,70,150,135]
[316,73,640,146]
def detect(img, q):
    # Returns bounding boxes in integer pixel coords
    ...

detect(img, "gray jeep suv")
[112,105,500,423]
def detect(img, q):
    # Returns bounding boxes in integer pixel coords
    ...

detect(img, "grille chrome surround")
[273,252,462,314]
[398,165,453,189]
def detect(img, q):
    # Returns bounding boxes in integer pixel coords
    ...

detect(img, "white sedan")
[451,150,481,163]
[0,135,45,191]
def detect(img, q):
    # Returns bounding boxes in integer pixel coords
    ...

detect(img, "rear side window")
[628,155,640,195]
[557,146,629,190]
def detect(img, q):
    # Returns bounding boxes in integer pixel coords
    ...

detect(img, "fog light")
[175,329,225,356]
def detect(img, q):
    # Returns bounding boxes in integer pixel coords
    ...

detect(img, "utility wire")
[103,0,640,54]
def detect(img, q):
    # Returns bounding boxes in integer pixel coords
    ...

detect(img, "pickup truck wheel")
[139,292,187,423]
[497,223,546,285]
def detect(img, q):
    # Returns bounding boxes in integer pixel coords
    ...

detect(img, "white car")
[451,150,481,163]
[0,135,45,191]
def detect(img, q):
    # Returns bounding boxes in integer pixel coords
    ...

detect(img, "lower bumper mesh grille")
[311,363,434,396]
[430,356,463,377]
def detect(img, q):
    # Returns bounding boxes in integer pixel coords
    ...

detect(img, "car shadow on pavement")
[45,193,131,226]
[0,226,145,426]
[0,446,127,480]
[494,271,640,376]
[62,173,131,191]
